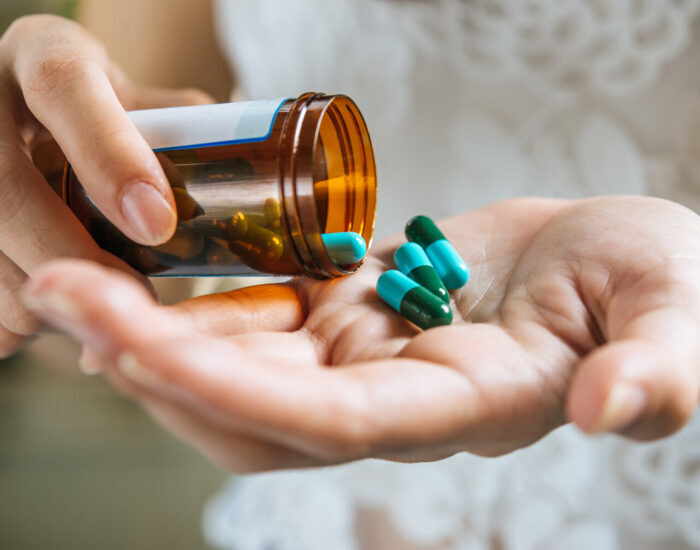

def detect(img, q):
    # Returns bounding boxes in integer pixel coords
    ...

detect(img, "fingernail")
[590,384,647,433]
[78,354,101,375]
[121,182,175,245]
[78,349,102,375]
[118,352,164,388]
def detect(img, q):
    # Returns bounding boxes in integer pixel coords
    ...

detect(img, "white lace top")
[201,1,700,549]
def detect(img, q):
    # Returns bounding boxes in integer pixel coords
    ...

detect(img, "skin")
[23,196,700,472]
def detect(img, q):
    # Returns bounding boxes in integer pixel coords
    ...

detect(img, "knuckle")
[24,50,99,100]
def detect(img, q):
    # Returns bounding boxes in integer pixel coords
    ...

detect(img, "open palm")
[25,196,700,471]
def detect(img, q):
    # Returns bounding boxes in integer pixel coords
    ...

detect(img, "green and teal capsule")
[405,215,469,290]
[376,270,452,330]
[394,242,449,303]
[322,232,367,265]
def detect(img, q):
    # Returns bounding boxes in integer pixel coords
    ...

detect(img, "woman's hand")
[0,15,212,355]
[23,196,700,471]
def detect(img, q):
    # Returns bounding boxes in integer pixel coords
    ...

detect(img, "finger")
[568,277,700,440]
[171,283,306,336]
[23,259,186,355]
[0,103,147,285]
[24,259,306,348]
[78,345,106,375]
[0,89,156,287]
[0,95,109,272]
[109,334,483,462]
[4,15,176,245]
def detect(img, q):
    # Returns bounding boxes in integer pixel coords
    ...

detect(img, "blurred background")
[0,3,227,550]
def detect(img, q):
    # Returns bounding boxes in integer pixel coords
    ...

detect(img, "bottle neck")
[279,93,377,279]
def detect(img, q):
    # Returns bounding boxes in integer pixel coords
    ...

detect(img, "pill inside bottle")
[62,93,377,278]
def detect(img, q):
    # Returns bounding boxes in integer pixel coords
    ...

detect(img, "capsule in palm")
[394,242,449,303]
[405,215,469,290]
[376,270,452,330]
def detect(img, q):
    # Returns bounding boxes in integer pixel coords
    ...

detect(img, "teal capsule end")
[426,239,469,290]
[394,242,430,273]
[322,232,367,265]
[377,270,418,311]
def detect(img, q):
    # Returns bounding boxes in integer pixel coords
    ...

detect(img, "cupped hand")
[0,15,213,354]
[23,196,700,471]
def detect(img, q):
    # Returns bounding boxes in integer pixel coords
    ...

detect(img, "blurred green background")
[1,0,77,31]
[0,4,227,550]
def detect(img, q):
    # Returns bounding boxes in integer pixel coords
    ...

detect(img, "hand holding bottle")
[0,15,212,354]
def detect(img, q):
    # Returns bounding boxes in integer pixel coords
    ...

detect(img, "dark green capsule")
[377,270,452,330]
[405,215,446,248]
[394,242,449,303]
[405,215,469,290]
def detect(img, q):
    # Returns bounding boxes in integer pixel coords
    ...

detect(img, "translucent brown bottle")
[63,93,377,278]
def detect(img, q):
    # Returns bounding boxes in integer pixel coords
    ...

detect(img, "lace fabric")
[204,1,700,548]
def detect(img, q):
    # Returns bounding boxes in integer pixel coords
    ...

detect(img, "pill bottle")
[62,93,377,278]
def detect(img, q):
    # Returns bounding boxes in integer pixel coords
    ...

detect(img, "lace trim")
[216,0,700,103]
[408,0,700,98]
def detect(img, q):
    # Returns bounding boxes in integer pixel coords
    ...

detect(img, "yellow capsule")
[264,197,282,226]
[173,187,205,222]
[228,211,249,239]
[226,212,284,261]
[152,228,205,259]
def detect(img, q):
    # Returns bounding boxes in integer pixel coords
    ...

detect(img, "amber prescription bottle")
[63,93,377,277]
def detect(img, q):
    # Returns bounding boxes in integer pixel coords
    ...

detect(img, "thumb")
[567,300,700,441]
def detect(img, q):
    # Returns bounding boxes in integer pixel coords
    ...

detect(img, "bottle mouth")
[279,93,377,278]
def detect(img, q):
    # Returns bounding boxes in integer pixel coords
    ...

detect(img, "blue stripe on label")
[394,242,430,275]
[153,99,289,151]
[128,98,290,152]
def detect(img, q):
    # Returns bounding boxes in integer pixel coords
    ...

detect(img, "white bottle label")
[127,98,289,151]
